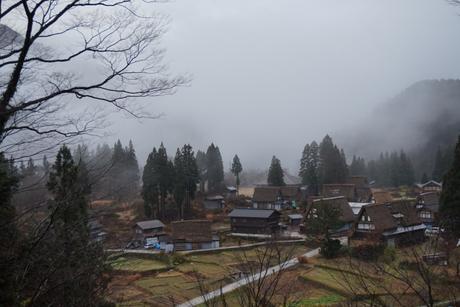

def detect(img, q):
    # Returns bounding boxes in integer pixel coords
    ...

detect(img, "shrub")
[381,246,396,264]
[320,239,342,259]
[170,254,187,266]
[398,260,419,271]
[351,244,385,261]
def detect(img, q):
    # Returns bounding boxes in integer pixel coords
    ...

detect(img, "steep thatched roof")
[322,184,356,201]
[309,196,355,223]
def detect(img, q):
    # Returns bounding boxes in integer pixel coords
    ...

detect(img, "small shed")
[203,195,225,210]
[288,214,303,226]
[226,186,238,199]
[89,219,107,242]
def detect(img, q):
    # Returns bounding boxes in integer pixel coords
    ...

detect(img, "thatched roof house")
[252,185,306,210]
[371,190,394,204]
[354,200,425,247]
[322,184,357,202]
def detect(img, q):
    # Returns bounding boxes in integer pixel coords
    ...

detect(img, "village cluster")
[90,176,443,254]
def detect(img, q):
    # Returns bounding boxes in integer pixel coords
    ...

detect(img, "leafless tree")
[192,241,301,307]
[0,0,186,160]
[328,236,460,306]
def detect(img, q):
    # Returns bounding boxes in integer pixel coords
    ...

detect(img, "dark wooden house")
[228,208,281,235]
[414,180,442,194]
[134,220,165,242]
[371,190,394,204]
[89,219,107,242]
[347,176,372,202]
[354,200,426,247]
[171,220,219,251]
[415,192,440,228]
[322,184,357,202]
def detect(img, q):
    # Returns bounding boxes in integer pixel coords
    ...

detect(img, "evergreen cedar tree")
[432,145,455,182]
[142,143,199,219]
[0,154,18,305]
[174,144,199,219]
[421,172,429,183]
[267,156,285,186]
[34,145,107,306]
[299,135,348,192]
[196,150,207,193]
[305,199,343,258]
[206,143,225,193]
[350,155,366,176]
[231,154,243,190]
[440,136,460,239]
[318,135,348,184]
[142,147,158,218]
[109,139,140,200]
[299,141,320,195]
[300,135,417,188]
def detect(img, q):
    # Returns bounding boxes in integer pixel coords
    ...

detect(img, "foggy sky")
[102,0,460,173]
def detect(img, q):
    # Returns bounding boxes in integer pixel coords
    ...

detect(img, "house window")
[358,223,375,230]
[420,211,432,219]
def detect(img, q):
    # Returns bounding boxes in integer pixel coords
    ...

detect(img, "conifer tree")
[41,145,106,306]
[339,148,349,181]
[206,143,224,193]
[25,157,36,177]
[174,145,199,218]
[305,199,342,258]
[154,143,174,218]
[432,147,444,181]
[231,154,243,192]
[421,172,428,183]
[0,154,18,306]
[42,155,50,175]
[350,155,367,176]
[109,139,139,200]
[299,141,320,194]
[142,148,159,218]
[196,150,207,193]
[267,156,285,186]
[439,136,460,239]
[319,135,348,184]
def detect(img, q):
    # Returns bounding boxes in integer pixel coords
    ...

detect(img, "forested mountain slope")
[348,79,460,179]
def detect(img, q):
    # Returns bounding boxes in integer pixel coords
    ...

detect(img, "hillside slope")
[348,79,460,178]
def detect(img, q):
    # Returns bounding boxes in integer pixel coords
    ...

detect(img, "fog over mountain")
[101,0,460,172]
[5,0,460,172]
[345,79,460,159]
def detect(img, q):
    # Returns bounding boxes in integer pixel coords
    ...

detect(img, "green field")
[110,257,168,272]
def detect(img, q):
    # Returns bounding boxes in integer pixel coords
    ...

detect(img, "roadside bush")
[351,244,385,261]
[399,260,419,271]
[170,254,187,266]
[320,239,342,259]
[381,246,396,264]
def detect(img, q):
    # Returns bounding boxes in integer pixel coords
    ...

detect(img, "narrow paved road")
[105,239,306,256]
[177,248,320,307]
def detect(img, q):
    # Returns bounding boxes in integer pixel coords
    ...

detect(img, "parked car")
[425,227,444,237]
[125,240,141,249]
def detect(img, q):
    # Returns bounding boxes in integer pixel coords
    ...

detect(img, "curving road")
[177,247,320,307]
